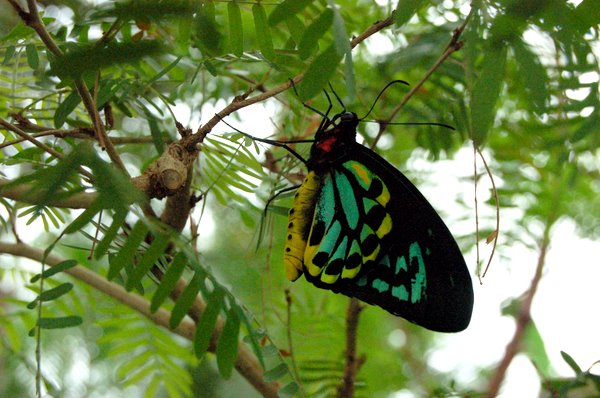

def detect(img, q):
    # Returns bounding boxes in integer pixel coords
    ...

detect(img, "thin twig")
[473,143,481,279]
[96,18,124,48]
[284,290,306,398]
[23,0,63,56]
[0,117,65,160]
[476,146,500,280]
[336,298,365,398]
[35,256,45,398]
[74,79,128,172]
[0,118,95,180]
[0,129,166,149]
[370,7,475,148]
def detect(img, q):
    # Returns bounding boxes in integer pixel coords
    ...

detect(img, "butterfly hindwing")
[297,143,473,332]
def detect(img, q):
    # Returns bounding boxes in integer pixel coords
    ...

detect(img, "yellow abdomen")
[283,172,321,281]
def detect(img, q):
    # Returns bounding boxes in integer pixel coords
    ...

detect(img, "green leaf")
[49,41,164,80]
[63,199,104,235]
[298,9,333,59]
[329,1,349,56]
[170,271,202,328]
[54,91,82,128]
[116,350,154,379]
[286,14,305,37]
[571,109,598,143]
[264,363,289,382]
[297,44,342,100]
[148,117,164,155]
[574,0,600,31]
[95,207,128,259]
[106,0,193,21]
[193,288,224,358]
[150,252,187,312]
[262,344,279,357]
[87,154,145,208]
[253,3,275,60]
[269,0,315,26]
[395,0,426,27]
[561,351,583,375]
[2,45,15,65]
[0,22,35,43]
[216,309,240,379]
[470,45,507,144]
[280,382,300,396]
[195,3,221,55]
[25,43,39,70]
[37,316,83,329]
[240,315,265,368]
[177,15,193,54]
[522,322,552,378]
[513,38,548,113]
[329,1,354,101]
[12,142,86,208]
[126,232,171,291]
[28,283,74,309]
[107,221,148,280]
[228,1,244,57]
[146,55,183,85]
[30,259,77,283]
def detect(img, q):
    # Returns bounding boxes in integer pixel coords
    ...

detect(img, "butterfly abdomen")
[284,172,322,281]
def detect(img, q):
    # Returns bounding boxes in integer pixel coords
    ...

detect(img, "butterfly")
[281,101,473,333]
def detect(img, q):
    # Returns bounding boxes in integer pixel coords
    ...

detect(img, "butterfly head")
[309,112,359,171]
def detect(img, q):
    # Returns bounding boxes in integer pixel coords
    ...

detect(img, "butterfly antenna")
[218,116,310,165]
[359,79,410,120]
[289,78,328,118]
[313,89,336,132]
[328,82,346,111]
[375,120,456,131]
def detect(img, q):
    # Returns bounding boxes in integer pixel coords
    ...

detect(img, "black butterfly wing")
[302,143,473,332]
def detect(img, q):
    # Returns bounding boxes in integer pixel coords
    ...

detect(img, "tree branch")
[0,241,280,398]
[484,225,552,397]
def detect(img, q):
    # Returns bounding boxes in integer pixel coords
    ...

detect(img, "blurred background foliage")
[0,0,598,397]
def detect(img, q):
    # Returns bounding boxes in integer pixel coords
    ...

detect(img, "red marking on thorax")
[318,136,337,153]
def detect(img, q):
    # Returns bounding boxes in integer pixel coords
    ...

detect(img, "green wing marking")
[303,160,393,283]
